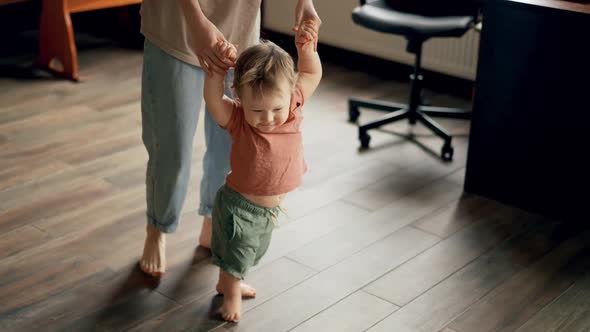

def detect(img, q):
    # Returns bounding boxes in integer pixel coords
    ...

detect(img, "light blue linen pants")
[141,39,233,233]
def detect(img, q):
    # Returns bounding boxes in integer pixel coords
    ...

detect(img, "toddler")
[203,20,322,322]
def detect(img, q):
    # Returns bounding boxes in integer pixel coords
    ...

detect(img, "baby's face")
[240,79,293,133]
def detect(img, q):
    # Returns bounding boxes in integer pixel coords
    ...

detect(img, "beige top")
[140,0,261,67]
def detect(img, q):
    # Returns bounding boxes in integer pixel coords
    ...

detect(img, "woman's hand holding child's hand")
[209,40,238,78]
[293,0,321,51]
[216,40,238,63]
[295,20,319,52]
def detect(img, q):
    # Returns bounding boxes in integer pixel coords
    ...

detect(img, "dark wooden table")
[464,0,590,220]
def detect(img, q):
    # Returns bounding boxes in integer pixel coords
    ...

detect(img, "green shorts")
[211,185,280,280]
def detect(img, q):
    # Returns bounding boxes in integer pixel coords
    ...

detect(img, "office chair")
[348,0,479,160]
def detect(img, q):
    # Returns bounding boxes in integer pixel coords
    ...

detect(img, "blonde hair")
[233,40,296,98]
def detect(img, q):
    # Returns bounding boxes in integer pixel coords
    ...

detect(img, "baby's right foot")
[221,285,242,323]
[140,223,166,277]
[216,282,257,298]
[218,270,249,322]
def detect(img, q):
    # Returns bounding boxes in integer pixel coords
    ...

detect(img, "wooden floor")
[1,42,589,332]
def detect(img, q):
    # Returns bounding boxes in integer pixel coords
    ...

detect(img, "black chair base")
[349,0,477,162]
[348,37,471,162]
[348,97,471,161]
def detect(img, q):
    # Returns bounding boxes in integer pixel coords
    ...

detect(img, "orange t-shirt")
[223,86,307,196]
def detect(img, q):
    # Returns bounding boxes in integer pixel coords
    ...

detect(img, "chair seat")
[352,0,474,40]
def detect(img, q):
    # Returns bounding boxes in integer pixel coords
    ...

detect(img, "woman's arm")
[178,0,235,75]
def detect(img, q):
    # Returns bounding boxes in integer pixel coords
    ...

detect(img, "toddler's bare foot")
[216,281,257,298]
[140,223,166,277]
[198,216,212,248]
[218,270,243,322]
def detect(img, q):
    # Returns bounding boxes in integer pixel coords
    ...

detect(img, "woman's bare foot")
[218,270,244,322]
[140,223,166,277]
[199,216,212,248]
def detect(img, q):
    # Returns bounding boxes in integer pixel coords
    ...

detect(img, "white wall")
[263,0,480,80]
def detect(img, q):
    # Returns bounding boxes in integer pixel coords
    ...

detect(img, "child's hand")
[215,40,238,66]
[207,40,237,79]
[295,20,319,50]
[295,20,319,52]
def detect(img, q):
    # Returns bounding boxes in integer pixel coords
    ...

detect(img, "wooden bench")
[38,0,142,81]
[0,0,29,5]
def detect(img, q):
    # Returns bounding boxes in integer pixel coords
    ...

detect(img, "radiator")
[263,1,480,80]
[421,29,480,80]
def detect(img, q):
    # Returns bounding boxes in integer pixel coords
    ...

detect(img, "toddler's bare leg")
[216,269,257,298]
[217,270,243,322]
[140,223,166,277]
[198,216,212,248]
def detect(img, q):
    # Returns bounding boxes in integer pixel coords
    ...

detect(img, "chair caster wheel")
[360,132,371,149]
[349,107,360,123]
[441,143,454,161]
